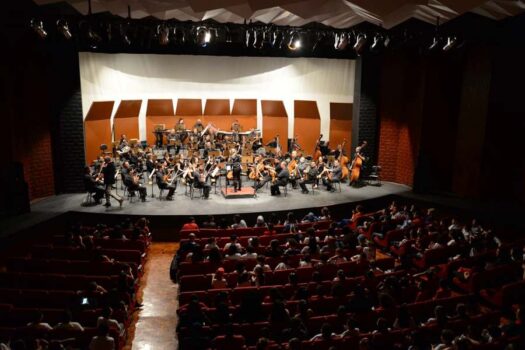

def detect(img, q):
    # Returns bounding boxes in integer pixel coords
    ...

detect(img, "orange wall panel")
[263,116,288,152]
[204,99,230,115]
[84,119,112,164]
[147,99,174,116]
[294,118,320,156]
[84,101,114,165]
[176,99,202,116]
[232,99,257,115]
[145,115,176,146]
[330,102,353,156]
[114,117,139,141]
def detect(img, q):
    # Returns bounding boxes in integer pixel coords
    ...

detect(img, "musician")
[145,154,156,173]
[118,134,129,150]
[193,165,211,199]
[155,164,175,200]
[101,156,123,207]
[175,118,188,143]
[290,135,302,151]
[287,151,299,189]
[231,119,241,133]
[83,166,105,204]
[252,156,269,192]
[322,160,342,192]
[349,141,367,187]
[230,150,242,191]
[121,162,147,202]
[270,161,289,196]
[193,119,204,134]
[299,161,319,194]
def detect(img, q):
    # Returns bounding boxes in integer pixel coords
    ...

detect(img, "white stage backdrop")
[79,52,355,140]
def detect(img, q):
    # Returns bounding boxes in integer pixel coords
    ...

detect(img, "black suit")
[122,168,147,200]
[83,174,105,202]
[156,169,175,199]
[193,171,211,198]
[101,162,121,204]
[231,155,242,190]
[271,168,289,195]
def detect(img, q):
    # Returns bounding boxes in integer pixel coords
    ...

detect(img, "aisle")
[126,243,180,350]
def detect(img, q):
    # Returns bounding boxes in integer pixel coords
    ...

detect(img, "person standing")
[102,157,123,207]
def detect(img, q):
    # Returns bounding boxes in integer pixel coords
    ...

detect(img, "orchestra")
[84,119,370,205]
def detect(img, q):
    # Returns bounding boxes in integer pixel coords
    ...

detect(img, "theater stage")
[1,182,412,238]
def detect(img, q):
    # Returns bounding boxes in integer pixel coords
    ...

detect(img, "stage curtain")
[84,101,114,164]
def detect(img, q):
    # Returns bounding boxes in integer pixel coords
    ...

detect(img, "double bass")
[349,141,367,185]
[339,139,349,181]
[313,134,323,162]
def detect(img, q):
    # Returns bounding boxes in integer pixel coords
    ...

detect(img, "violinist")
[270,161,289,196]
[193,165,211,199]
[121,162,147,202]
[145,154,156,173]
[155,163,175,200]
[299,161,319,194]
[287,150,299,189]
[322,160,342,192]
[252,156,271,193]
[83,166,105,204]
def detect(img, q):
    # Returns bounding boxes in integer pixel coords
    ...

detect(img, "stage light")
[353,33,367,55]
[334,32,348,50]
[370,34,383,52]
[174,26,185,44]
[196,26,212,47]
[157,24,169,45]
[56,19,72,40]
[288,31,301,50]
[312,31,325,52]
[443,36,457,51]
[383,35,391,48]
[30,19,47,39]
[428,36,440,50]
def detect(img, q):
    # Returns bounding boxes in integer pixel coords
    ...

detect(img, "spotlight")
[196,26,212,47]
[157,24,170,45]
[271,30,284,48]
[443,36,457,51]
[56,19,72,40]
[370,34,383,52]
[120,24,131,45]
[334,32,348,50]
[383,35,391,48]
[174,26,185,44]
[30,19,47,39]
[312,31,325,52]
[353,33,367,55]
[428,36,440,51]
[288,31,301,51]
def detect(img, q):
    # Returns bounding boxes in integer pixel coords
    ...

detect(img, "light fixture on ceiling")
[334,32,348,50]
[196,26,212,47]
[429,16,441,51]
[312,31,325,52]
[353,33,367,55]
[56,19,72,39]
[157,24,170,45]
[442,36,457,51]
[30,19,47,39]
[288,31,301,50]
[370,33,383,52]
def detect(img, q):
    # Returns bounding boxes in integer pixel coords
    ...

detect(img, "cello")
[339,139,349,181]
[349,141,367,186]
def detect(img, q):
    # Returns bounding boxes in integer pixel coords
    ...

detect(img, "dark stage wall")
[375,17,525,204]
